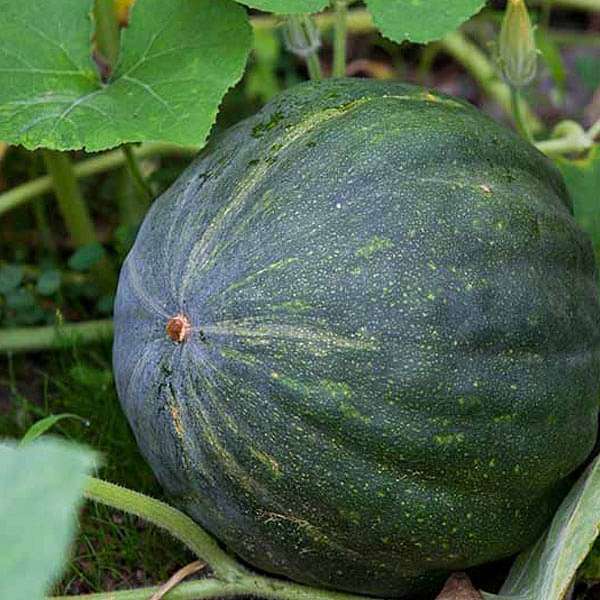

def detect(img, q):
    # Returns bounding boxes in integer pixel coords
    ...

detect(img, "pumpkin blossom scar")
[166,313,192,343]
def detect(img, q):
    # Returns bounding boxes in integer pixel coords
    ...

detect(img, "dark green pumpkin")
[113,79,600,597]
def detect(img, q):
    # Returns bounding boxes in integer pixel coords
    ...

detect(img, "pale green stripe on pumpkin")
[125,258,171,319]
[256,507,370,560]
[356,236,395,259]
[219,257,300,297]
[219,346,261,366]
[270,299,313,312]
[186,192,287,282]
[274,375,372,424]
[249,448,282,478]
[181,347,290,494]
[122,340,167,412]
[180,367,265,496]
[203,320,379,352]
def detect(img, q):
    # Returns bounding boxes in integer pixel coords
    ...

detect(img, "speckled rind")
[113,79,600,598]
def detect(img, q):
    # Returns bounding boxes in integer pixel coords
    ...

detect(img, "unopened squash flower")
[283,15,321,58]
[499,0,538,88]
[114,0,135,27]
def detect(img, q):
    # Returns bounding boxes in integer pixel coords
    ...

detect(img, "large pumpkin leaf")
[0,438,96,599]
[0,0,251,151]
[236,0,328,13]
[482,452,600,600]
[556,145,600,259]
[365,0,485,43]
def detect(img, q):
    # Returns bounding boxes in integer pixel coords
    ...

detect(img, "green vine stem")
[510,86,533,142]
[94,0,121,69]
[50,575,371,600]
[41,150,98,248]
[252,7,371,33]
[83,478,245,582]
[416,44,440,85]
[122,144,153,204]
[115,164,147,226]
[332,0,348,77]
[49,477,371,600]
[0,319,113,353]
[545,29,600,46]
[50,579,250,600]
[27,157,57,255]
[32,197,57,256]
[306,50,324,80]
[535,118,600,156]
[285,15,323,80]
[42,150,116,292]
[0,143,197,217]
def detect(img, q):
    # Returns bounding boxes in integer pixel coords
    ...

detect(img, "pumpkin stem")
[166,314,191,343]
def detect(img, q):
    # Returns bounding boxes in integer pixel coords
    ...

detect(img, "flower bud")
[499,0,538,88]
[283,15,321,59]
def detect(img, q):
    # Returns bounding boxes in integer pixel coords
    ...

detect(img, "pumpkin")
[113,79,600,597]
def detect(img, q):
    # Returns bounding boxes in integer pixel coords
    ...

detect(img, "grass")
[0,342,193,594]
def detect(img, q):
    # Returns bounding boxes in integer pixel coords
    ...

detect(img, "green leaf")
[20,414,89,446]
[365,0,485,43]
[0,439,96,599]
[556,146,600,259]
[482,453,600,600]
[36,269,62,296]
[4,288,46,325]
[0,264,23,294]
[0,0,252,151]
[68,243,106,272]
[236,0,328,14]
[5,288,36,311]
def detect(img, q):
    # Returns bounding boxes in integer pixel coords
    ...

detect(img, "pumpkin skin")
[113,79,600,597]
